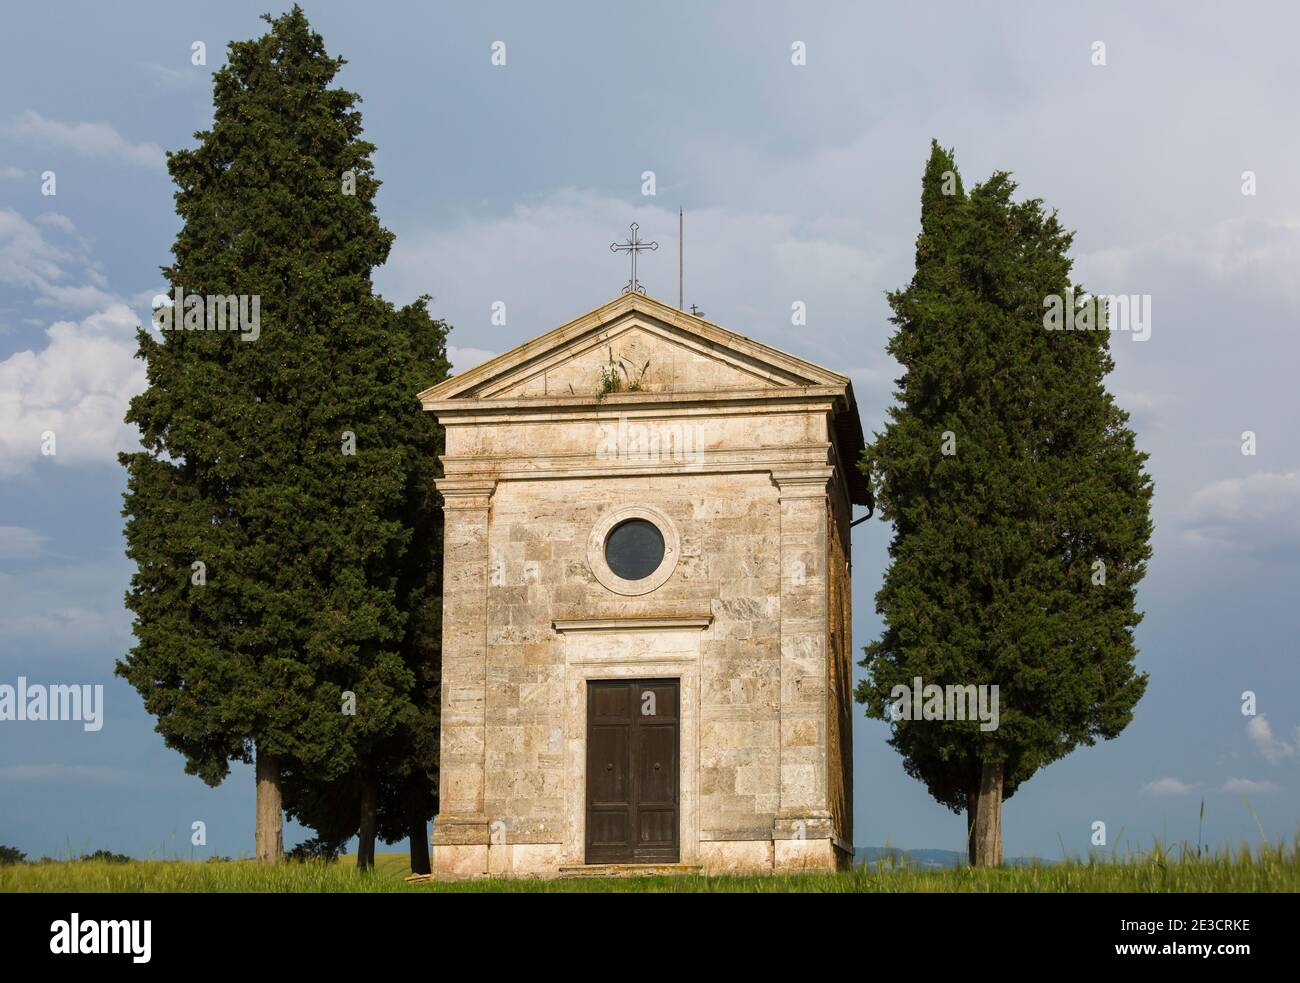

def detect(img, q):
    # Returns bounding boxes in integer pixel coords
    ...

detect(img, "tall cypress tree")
[857,142,1153,865]
[280,423,443,874]
[118,7,448,863]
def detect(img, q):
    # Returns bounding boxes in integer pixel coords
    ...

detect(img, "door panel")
[638,724,676,803]
[585,678,679,863]
[591,683,631,719]
[588,726,629,803]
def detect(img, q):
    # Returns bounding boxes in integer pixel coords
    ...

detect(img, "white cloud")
[0,526,47,558]
[130,286,170,310]
[0,208,145,478]
[1184,470,1300,557]
[379,188,886,390]
[3,110,165,171]
[0,207,76,291]
[1113,390,1163,433]
[35,212,79,237]
[31,282,117,310]
[0,560,133,661]
[1077,218,1300,298]
[1220,778,1281,795]
[137,62,204,90]
[0,303,146,476]
[446,346,497,375]
[847,366,892,395]
[1141,777,1198,796]
[0,208,115,312]
[1246,715,1298,764]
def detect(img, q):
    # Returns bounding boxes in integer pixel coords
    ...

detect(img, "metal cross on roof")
[610,222,658,295]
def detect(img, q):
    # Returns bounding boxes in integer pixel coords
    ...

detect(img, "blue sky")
[1,1,1297,860]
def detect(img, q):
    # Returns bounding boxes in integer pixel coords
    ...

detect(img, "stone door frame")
[554,616,711,866]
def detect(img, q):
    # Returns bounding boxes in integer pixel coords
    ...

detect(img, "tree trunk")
[356,775,378,870]
[965,789,979,866]
[254,749,283,863]
[972,760,1004,868]
[408,814,431,876]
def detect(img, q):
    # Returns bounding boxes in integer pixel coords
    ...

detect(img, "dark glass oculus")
[603,518,665,581]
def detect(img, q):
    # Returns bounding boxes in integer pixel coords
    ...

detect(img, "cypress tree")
[281,434,443,874]
[117,6,448,863]
[857,142,1153,865]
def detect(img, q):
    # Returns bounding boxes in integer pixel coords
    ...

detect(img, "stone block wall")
[424,298,866,879]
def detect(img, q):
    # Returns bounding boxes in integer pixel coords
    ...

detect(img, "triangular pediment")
[418,293,849,404]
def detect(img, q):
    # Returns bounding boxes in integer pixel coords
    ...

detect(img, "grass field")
[3,841,1298,892]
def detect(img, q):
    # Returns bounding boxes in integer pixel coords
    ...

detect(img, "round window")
[603,518,665,581]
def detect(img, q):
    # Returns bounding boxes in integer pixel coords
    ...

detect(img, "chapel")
[419,292,869,877]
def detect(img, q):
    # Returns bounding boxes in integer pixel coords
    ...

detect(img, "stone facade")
[419,293,870,878]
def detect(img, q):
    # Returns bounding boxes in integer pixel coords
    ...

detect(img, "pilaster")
[431,478,495,878]
[771,468,835,866]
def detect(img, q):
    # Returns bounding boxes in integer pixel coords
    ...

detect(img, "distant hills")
[854,847,1055,869]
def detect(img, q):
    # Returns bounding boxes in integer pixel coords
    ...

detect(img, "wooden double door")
[585,679,680,864]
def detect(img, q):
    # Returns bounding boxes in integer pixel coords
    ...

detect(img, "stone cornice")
[435,478,496,509]
[418,293,851,404]
[771,469,834,500]
[417,293,872,507]
[439,444,833,484]
[552,616,713,633]
[422,385,846,420]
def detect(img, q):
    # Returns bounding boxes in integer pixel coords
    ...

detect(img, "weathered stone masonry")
[420,293,870,878]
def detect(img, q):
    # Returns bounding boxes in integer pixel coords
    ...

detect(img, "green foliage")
[597,360,620,399]
[116,5,448,840]
[287,837,348,863]
[79,849,131,864]
[596,349,650,399]
[856,141,1154,813]
[0,845,25,865]
[3,841,1296,893]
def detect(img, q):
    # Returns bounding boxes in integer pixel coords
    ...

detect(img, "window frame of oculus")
[604,518,665,581]
[585,504,680,596]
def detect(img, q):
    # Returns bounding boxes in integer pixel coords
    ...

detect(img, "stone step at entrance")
[557,863,704,879]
